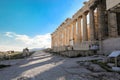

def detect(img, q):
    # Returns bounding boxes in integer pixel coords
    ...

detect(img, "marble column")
[83,13,88,41]
[57,31,59,47]
[54,36,55,47]
[63,29,65,46]
[67,26,70,45]
[55,33,57,47]
[62,30,65,46]
[63,28,66,46]
[70,24,73,46]
[77,17,82,44]
[51,35,53,48]
[73,20,77,45]
[64,28,67,46]
[60,30,62,46]
[108,11,118,37]
[70,24,73,40]
[97,1,106,40]
[54,35,56,47]
[63,30,65,45]
[89,8,95,41]
[58,31,60,47]
[53,36,54,47]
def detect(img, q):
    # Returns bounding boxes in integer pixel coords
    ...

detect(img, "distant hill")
[29,48,45,52]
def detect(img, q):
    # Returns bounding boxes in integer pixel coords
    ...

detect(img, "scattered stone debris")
[78,61,106,72]
[88,64,106,72]
[77,61,120,80]
[17,76,35,80]
[90,72,120,80]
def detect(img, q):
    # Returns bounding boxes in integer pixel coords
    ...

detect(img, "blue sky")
[0,0,87,51]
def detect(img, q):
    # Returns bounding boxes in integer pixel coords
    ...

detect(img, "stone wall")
[102,37,120,55]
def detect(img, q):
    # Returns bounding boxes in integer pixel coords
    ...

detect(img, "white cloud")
[0,32,51,51]
[0,45,24,51]
[5,32,14,38]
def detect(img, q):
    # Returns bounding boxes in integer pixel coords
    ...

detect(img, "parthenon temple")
[51,0,120,57]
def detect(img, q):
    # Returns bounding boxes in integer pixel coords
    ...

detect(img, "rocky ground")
[0,51,120,80]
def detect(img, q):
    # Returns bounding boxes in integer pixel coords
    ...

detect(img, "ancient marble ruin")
[51,0,120,57]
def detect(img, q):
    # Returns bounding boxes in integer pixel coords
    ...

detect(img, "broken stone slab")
[107,63,115,67]
[88,64,106,72]
[83,62,92,67]
[90,72,120,80]
[17,76,35,80]
[77,61,92,67]
[112,67,120,71]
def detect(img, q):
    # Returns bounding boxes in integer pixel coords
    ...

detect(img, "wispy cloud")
[0,32,51,51]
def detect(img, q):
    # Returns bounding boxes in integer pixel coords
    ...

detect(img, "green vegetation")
[0,51,35,69]
[0,51,35,60]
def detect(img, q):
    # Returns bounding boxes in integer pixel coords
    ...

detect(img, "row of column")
[52,0,106,48]
[52,12,94,48]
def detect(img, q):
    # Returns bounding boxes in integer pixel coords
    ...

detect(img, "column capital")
[77,16,82,21]
[89,7,95,12]
[83,11,89,16]
[89,4,96,10]
[73,19,77,23]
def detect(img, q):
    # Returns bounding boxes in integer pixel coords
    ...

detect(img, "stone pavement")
[0,51,118,80]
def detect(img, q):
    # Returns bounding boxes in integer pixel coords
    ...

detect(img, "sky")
[0,0,87,51]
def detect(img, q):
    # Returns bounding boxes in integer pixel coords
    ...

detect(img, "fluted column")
[54,35,56,47]
[82,13,88,41]
[56,33,57,47]
[64,28,66,46]
[51,35,53,48]
[73,20,77,45]
[89,8,95,41]
[70,24,74,46]
[63,29,65,46]
[59,30,61,47]
[53,35,55,47]
[60,30,63,46]
[97,1,106,40]
[57,31,59,47]
[70,24,73,40]
[64,28,67,46]
[62,30,65,46]
[54,34,56,47]
[66,26,70,45]
[60,31,62,46]
[77,17,82,44]
[58,31,60,47]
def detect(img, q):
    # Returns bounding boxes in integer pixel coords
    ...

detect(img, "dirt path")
[0,51,105,80]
